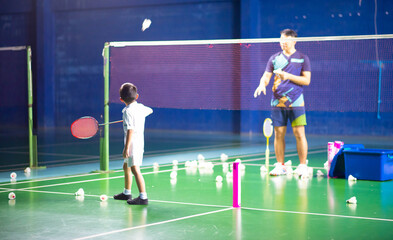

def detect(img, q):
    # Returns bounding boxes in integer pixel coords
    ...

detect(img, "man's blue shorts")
[271,107,307,127]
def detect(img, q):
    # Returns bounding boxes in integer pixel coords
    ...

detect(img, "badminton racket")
[263,118,273,166]
[71,116,123,139]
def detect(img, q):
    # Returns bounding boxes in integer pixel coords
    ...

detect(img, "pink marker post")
[233,162,241,208]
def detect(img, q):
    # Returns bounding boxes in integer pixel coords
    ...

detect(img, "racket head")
[71,116,99,139]
[263,118,273,138]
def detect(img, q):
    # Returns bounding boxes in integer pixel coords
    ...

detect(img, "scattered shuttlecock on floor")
[284,160,292,166]
[346,196,357,204]
[205,162,214,169]
[170,171,177,179]
[24,167,31,174]
[348,175,357,182]
[260,165,267,172]
[300,174,309,181]
[226,172,233,179]
[10,172,17,179]
[235,159,241,163]
[153,162,159,168]
[317,170,324,177]
[239,164,246,170]
[220,153,228,162]
[100,195,108,202]
[185,161,191,167]
[8,192,16,200]
[216,175,223,182]
[197,154,205,161]
[75,188,84,196]
[141,18,152,31]
[324,161,329,170]
[172,160,178,166]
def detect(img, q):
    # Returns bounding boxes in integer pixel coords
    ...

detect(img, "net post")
[233,162,241,208]
[27,46,37,168]
[101,42,110,171]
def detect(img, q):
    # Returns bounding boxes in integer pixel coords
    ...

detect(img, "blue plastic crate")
[344,148,393,181]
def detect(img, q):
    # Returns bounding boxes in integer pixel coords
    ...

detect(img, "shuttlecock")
[317,170,324,177]
[348,175,357,182]
[239,164,246,170]
[205,162,214,169]
[185,161,191,167]
[306,159,309,165]
[100,195,108,202]
[226,172,233,179]
[260,165,267,172]
[222,162,229,169]
[141,18,152,31]
[197,154,205,161]
[284,160,292,166]
[324,161,329,170]
[170,171,177,179]
[235,158,241,163]
[10,172,17,179]
[346,196,357,204]
[75,188,84,196]
[300,174,309,181]
[24,167,31,173]
[172,160,178,166]
[220,153,228,162]
[216,175,223,182]
[8,192,16,200]
[153,162,159,169]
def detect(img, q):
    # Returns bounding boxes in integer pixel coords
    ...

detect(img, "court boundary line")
[73,207,233,240]
[2,185,393,224]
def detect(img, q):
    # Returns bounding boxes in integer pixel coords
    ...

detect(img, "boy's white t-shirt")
[122,101,153,159]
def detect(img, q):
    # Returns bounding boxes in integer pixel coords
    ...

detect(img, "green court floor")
[1,149,393,239]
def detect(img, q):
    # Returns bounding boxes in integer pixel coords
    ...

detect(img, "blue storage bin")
[344,149,393,181]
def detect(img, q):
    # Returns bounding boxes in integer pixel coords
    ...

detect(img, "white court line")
[73,207,233,240]
[242,206,393,222]
[3,183,393,224]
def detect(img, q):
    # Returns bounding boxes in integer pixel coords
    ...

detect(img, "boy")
[114,83,153,205]
[254,29,311,176]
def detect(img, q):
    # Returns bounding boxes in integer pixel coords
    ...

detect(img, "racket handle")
[98,120,123,126]
[265,148,270,166]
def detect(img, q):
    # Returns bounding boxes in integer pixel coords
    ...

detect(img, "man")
[254,29,311,176]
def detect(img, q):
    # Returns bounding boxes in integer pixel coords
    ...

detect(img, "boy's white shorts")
[124,153,143,167]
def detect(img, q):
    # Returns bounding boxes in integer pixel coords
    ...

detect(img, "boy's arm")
[254,71,273,98]
[123,129,133,159]
[274,69,311,86]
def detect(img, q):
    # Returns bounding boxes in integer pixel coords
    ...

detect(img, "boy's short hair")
[119,83,138,104]
[280,29,298,38]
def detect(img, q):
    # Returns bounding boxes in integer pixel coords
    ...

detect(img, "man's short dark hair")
[280,29,298,38]
[119,83,138,104]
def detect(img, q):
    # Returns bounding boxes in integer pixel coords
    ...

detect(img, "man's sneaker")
[113,192,132,200]
[293,164,308,176]
[127,196,148,205]
[269,163,287,176]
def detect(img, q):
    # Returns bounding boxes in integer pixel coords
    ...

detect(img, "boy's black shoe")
[113,192,132,200]
[127,196,148,205]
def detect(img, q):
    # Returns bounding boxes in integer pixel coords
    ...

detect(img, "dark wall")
[1,0,392,136]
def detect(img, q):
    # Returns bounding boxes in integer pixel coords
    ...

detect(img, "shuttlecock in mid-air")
[8,192,16,200]
[24,167,31,174]
[142,18,152,31]
[346,196,357,204]
[10,172,17,179]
